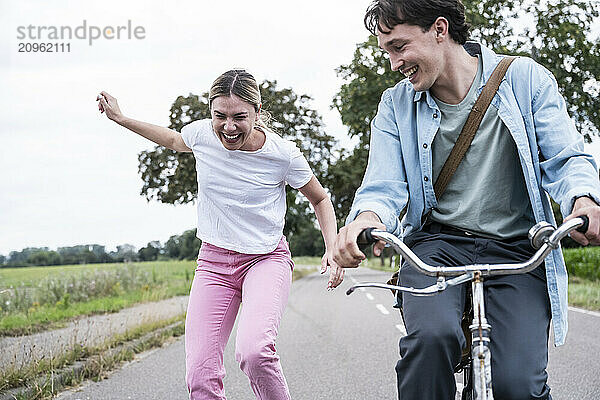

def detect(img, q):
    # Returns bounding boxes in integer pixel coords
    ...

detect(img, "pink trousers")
[185,238,293,400]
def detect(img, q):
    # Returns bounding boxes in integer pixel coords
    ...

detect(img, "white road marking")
[366,293,374,301]
[396,324,407,335]
[569,306,600,318]
[376,304,390,315]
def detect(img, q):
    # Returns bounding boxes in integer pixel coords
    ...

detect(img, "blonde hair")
[209,69,272,129]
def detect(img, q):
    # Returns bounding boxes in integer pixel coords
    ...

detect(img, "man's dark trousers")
[396,223,552,399]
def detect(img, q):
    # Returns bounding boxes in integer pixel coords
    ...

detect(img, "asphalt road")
[57,268,600,400]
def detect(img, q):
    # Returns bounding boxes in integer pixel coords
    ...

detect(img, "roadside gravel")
[0,296,189,371]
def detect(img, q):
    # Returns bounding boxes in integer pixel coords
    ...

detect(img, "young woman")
[96,70,343,400]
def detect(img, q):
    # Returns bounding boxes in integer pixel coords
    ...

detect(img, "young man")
[333,0,600,398]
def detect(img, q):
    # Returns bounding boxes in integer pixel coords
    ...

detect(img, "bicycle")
[346,216,589,400]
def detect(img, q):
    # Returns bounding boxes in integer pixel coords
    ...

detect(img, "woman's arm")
[298,176,344,288]
[97,91,191,152]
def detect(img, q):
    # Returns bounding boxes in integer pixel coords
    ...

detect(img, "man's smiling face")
[378,21,444,92]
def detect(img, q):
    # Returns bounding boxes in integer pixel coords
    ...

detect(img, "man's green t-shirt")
[430,55,536,239]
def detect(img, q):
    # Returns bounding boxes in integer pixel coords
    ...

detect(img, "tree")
[164,233,182,260]
[329,35,396,224]
[465,0,600,141]
[27,250,62,266]
[138,241,161,261]
[462,0,521,53]
[111,244,138,263]
[287,222,325,257]
[322,145,370,226]
[137,80,337,256]
[164,229,202,260]
[138,94,205,205]
[329,0,600,221]
[178,229,202,260]
[57,244,109,265]
[525,0,600,141]
[6,247,54,267]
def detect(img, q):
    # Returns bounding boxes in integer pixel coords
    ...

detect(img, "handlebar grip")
[576,215,589,233]
[357,228,377,250]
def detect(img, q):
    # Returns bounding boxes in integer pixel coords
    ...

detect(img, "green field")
[291,256,322,267]
[0,258,320,336]
[0,261,196,336]
[0,258,323,288]
[0,260,194,288]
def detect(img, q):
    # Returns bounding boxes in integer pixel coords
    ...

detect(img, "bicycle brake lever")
[346,282,443,297]
[346,273,475,297]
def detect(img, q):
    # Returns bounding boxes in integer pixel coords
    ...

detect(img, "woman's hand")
[97,91,125,124]
[321,250,344,290]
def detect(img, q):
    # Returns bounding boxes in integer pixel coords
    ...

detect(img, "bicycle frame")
[346,217,588,400]
[470,272,492,399]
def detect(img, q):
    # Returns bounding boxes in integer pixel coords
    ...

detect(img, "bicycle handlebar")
[356,216,588,278]
[347,216,588,297]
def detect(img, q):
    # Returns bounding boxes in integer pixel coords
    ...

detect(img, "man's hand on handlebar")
[565,196,600,246]
[333,212,387,268]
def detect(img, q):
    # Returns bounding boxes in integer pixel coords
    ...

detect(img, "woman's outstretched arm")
[298,176,344,289]
[97,91,191,152]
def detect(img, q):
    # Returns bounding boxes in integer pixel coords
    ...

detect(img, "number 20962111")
[18,42,71,52]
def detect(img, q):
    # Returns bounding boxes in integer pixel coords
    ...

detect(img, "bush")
[563,247,600,282]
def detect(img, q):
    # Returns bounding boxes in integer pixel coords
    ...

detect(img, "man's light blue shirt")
[347,42,600,346]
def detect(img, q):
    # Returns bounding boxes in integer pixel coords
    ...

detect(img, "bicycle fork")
[470,273,494,400]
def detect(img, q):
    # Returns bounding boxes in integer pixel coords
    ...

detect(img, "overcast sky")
[1,1,599,256]
[0,0,372,255]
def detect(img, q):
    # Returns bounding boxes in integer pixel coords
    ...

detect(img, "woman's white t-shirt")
[180,119,313,254]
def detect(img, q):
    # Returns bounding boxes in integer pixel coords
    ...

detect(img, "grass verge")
[563,247,600,281]
[0,261,194,336]
[0,315,185,400]
[1,286,189,336]
[568,275,600,311]
[292,256,322,266]
[362,257,398,273]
